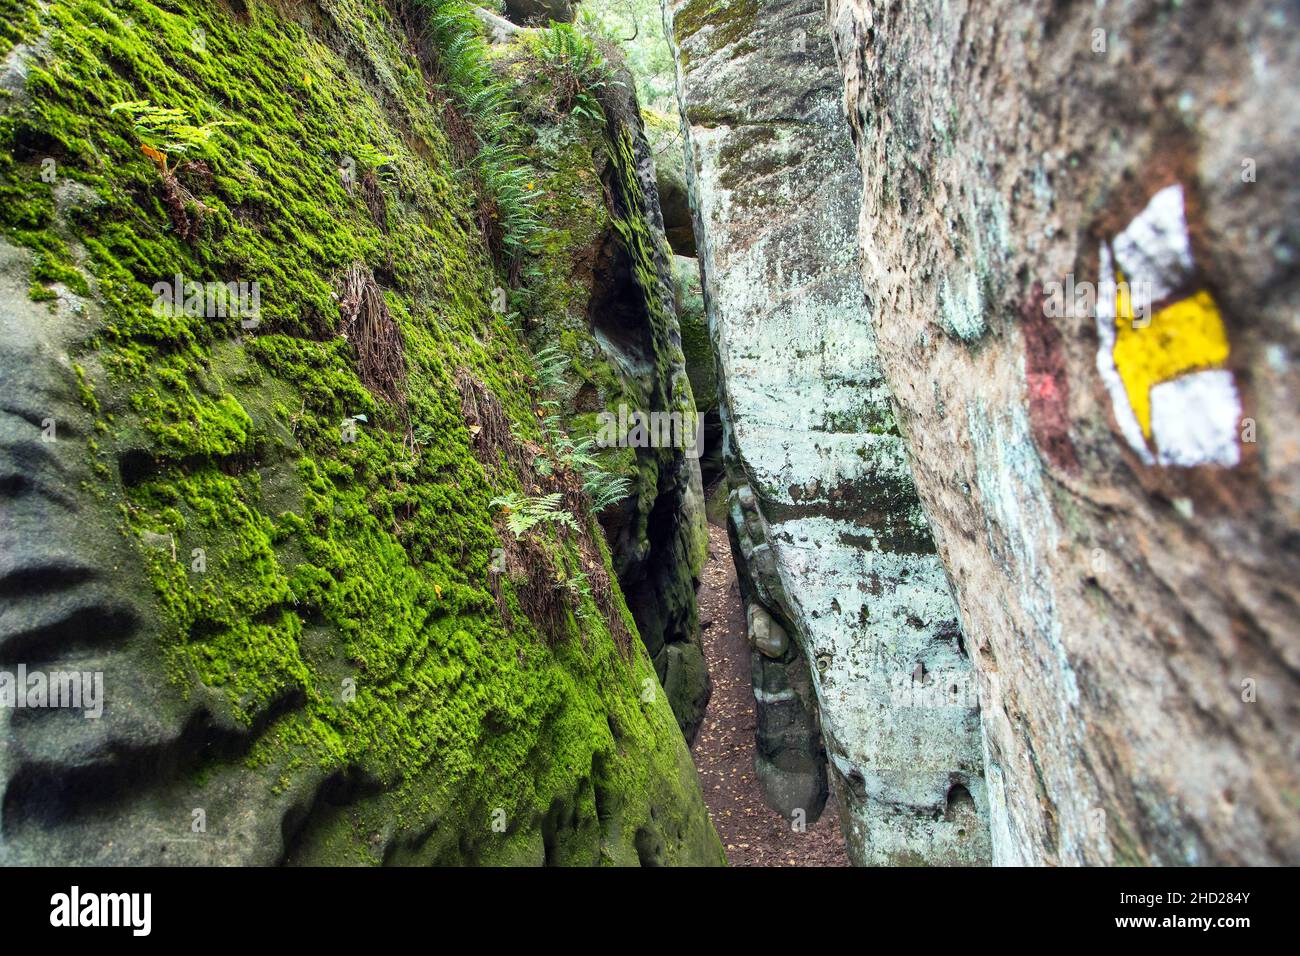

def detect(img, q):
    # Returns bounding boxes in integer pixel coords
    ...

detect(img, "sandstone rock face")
[657,163,696,257]
[672,255,722,483]
[504,36,713,743]
[825,0,1300,863]
[664,0,990,864]
[0,0,722,866]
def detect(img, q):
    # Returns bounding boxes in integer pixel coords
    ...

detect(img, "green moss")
[1,0,719,864]
[0,0,38,59]
[671,0,759,64]
[673,257,714,411]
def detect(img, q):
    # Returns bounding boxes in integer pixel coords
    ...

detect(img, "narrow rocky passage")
[690,521,849,867]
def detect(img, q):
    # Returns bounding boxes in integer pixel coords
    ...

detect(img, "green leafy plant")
[527,347,632,511]
[552,434,599,469]
[412,421,436,448]
[490,491,579,538]
[531,346,570,393]
[533,22,613,117]
[416,0,541,255]
[110,100,229,173]
[583,469,630,512]
[354,142,400,188]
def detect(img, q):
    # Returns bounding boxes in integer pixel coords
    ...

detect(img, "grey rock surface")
[826,0,1300,864]
[664,0,991,864]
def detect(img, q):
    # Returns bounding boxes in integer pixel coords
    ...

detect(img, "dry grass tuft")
[338,263,411,442]
[456,368,530,475]
[160,160,212,241]
[360,170,389,232]
[458,368,632,654]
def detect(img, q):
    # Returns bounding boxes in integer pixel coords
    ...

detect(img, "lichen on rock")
[664,0,991,865]
[824,0,1300,864]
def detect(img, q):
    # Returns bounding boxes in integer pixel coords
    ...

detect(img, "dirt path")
[691,522,850,867]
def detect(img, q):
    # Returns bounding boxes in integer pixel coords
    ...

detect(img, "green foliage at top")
[416,0,541,255]
[579,0,679,117]
[532,21,614,120]
[537,23,608,84]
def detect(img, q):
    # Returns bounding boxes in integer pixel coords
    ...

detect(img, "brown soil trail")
[690,522,850,867]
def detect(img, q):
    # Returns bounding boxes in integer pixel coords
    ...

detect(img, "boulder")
[505,45,714,743]
[746,603,788,659]
[502,0,576,26]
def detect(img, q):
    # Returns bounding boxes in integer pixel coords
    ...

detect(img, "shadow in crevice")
[586,227,656,377]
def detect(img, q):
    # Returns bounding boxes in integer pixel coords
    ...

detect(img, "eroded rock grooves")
[663,0,989,865]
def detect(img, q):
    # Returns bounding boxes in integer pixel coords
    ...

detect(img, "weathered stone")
[751,643,827,822]
[664,0,991,864]
[657,141,696,256]
[503,32,714,744]
[825,0,1300,864]
[0,0,722,867]
[472,6,524,44]
[746,602,787,658]
[673,255,722,483]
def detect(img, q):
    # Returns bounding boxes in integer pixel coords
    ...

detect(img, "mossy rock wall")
[0,0,721,866]
[494,31,712,742]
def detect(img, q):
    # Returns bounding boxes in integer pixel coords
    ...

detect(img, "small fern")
[530,346,571,394]
[415,0,541,254]
[535,22,611,116]
[110,100,229,171]
[354,142,400,188]
[491,491,579,539]
[585,470,631,512]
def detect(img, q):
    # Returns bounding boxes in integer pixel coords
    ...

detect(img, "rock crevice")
[664,0,991,865]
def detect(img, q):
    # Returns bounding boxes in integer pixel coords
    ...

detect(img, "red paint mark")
[1022,284,1079,472]
[1027,372,1060,403]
